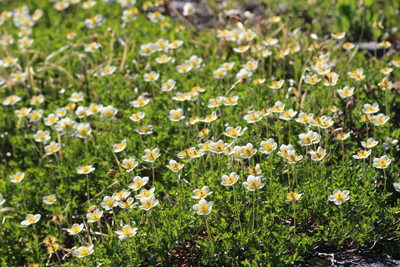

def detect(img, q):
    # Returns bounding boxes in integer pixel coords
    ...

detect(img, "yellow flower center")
[204,115,216,122]
[214,144,225,152]
[198,203,209,213]
[366,141,375,147]
[124,161,137,170]
[6,58,14,65]
[70,225,81,234]
[47,196,55,202]
[90,213,100,221]
[196,189,207,198]
[286,192,299,202]
[377,159,388,168]
[145,151,158,161]
[189,60,198,67]
[357,150,369,157]
[142,199,155,209]
[47,144,58,153]
[199,129,210,137]
[243,148,255,157]
[27,216,36,223]
[237,46,247,51]
[365,106,376,112]
[152,11,161,18]
[31,111,40,120]
[116,142,125,150]
[263,143,273,152]
[180,65,188,72]
[201,143,211,150]
[342,90,352,97]
[120,199,133,209]
[225,176,235,185]
[122,227,133,236]
[271,81,282,88]
[143,47,152,53]
[89,17,98,24]
[333,192,345,202]
[14,73,23,80]
[246,63,256,69]
[18,108,29,116]
[228,128,238,137]
[248,180,260,190]
[271,105,283,112]
[105,198,114,207]
[170,163,182,171]
[81,165,91,173]
[104,109,113,118]
[78,246,91,256]
[375,117,385,124]
[282,111,292,118]
[248,113,260,121]
[386,140,393,146]
[78,127,89,136]
[172,112,182,120]
[38,133,47,140]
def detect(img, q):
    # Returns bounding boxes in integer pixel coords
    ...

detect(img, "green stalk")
[205,215,214,254]
[233,185,242,234]
[252,191,256,233]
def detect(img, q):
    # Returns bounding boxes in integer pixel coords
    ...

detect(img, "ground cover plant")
[1,0,400,266]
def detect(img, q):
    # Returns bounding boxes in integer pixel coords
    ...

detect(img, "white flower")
[176,63,192,73]
[299,131,318,147]
[129,112,145,122]
[130,96,150,108]
[240,143,257,159]
[136,125,153,135]
[113,139,127,153]
[192,186,213,199]
[236,68,252,83]
[84,42,100,52]
[143,71,159,82]
[100,65,116,76]
[84,14,105,29]
[11,71,27,83]
[270,101,285,113]
[10,172,25,183]
[87,210,103,223]
[69,92,84,102]
[220,62,235,71]
[141,148,161,163]
[147,11,165,23]
[30,94,44,105]
[223,126,247,139]
[155,39,169,51]
[100,105,118,120]
[139,195,159,210]
[156,54,172,64]
[2,95,21,106]
[54,1,70,11]
[75,123,92,138]
[352,149,371,160]
[119,197,137,209]
[169,108,185,122]
[309,146,326,161]
[295,112,313,124]
[0,194,5,206]
[337,86,354,99]
[243,175,264,191]
[361,138,378,149]
[202,111,218,123]
[161,79,176,91]
[88,103,103,114]
[82,0,96,9]
[73,245,94,258]
[166,160,184,172]
[122,157,138,172]
[207,96,225,108]
[193,199,212,215]
[29,110,43,122]
[116,225,138,240]
[67,223,84,235]
[112,189,131,201]
[382,138,398,150]
[328,190,350,205]
[362,103,379,114]
[18,36,34,49]
[372,114,389,126]
[56,118,76,133]
[373,155,391,169]
[183,2,195,16]
[21,214,41,226]
[303,74,321,85]
[33,130,51,143]
[277,144,294,158]
[101,196,119,210]
[2,57,18,68]
[77,165,95,174]
[45,141,61,155]
[224,95,239,106]
[221,172,239,186]
[210,140,230,154]
[269,80,284,90]
[15,107,32,118]
[233,45,250,53]
[279,109,297,121]
[259,138,277,154]
[213,68,227,79]
[129,176,149,191]
[186,55,202,69]
[139,43,156,56]
[168,40,183,50]
[43,194,57,205]
[244,111,262,123]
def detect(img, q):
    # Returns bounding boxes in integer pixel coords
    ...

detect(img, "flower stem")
[339,205,345,236]
[205,215,214,254]
[151,211,159,246]
[128,237,133,266]
[86,174,90,202]
[20,183,27,210]
[252,191,255,233]
[233,185,242,234]
[293,202,296,236]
